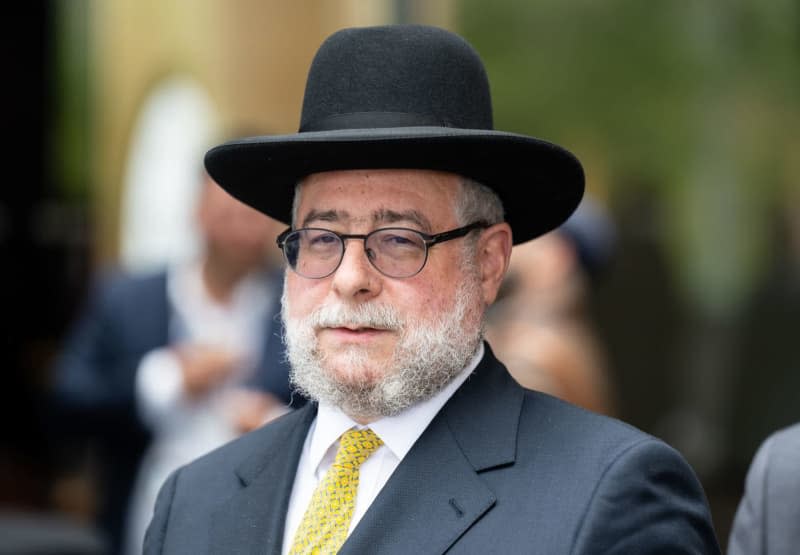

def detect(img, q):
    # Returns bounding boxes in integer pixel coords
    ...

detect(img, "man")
[727,422,800,555]
[144,24,721,554]
[51,172,301,554]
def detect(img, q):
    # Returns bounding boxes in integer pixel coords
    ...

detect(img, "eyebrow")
[301,209,342,227]
[301,208,433,232]
[373,209,431,231]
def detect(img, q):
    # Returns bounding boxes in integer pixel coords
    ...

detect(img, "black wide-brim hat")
[205,24,584,245]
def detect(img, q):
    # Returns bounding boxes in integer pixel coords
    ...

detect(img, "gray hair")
[291,181,303,227]
[455,176,504,225]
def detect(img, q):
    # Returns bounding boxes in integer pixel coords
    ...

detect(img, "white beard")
[281,270,485,421]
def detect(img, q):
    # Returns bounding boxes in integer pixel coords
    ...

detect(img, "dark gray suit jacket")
[144,344,720,554]
[727,422,800,555]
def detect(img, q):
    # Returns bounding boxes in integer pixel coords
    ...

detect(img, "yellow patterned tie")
[288,428,383,555]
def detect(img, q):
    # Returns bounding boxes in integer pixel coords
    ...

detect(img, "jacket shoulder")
[519,388,653,447]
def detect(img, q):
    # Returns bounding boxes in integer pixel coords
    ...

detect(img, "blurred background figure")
[486,196,617,416]
[727,421,800,555]
[48,169,302,555]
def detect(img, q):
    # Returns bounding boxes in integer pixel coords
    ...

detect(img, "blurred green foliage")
[459,0,799,316]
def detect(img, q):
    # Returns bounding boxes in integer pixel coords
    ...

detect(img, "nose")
[330,239,382,300]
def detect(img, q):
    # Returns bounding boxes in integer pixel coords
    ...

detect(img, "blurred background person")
[48,169,303,555]
[486,196,617,416]
[727,421,800,555]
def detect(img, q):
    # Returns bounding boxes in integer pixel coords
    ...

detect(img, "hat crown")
[299,24,493,132]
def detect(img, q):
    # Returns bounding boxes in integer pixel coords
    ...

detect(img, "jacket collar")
[210,342,522,555]
[340,343,523,554]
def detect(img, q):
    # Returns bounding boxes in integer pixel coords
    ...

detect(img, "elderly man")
[144,24,720,554]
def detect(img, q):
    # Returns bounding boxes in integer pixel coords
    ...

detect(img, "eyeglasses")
[277,221,490,279]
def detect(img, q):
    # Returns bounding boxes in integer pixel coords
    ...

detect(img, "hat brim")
[204,126,584,245]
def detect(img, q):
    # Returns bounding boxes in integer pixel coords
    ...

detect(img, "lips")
[319,325,393,342]
[318,320,394,332]
[323,325,391,334]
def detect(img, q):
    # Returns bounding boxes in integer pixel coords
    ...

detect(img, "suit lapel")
[209,403,317,554]
[205,345,522,554]
[340,344,524,555]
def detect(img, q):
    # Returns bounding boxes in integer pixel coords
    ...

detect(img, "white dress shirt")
[281,343,485,554]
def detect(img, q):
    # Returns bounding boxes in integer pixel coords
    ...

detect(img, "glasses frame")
[276,220,490,279]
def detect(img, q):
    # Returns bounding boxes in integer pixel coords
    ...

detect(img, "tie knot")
[335,428,383,468]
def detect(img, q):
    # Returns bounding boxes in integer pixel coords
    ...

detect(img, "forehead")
[296,169,461,229]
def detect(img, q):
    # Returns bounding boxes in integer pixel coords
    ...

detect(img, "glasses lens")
[366,228,427,277]
[284,229,343,278]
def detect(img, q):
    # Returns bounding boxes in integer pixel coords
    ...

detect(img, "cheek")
[393,281,449,320]
[286,276,328,318]
[405,254,465,313]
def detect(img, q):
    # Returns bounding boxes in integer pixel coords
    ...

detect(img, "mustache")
[305,302,405,331]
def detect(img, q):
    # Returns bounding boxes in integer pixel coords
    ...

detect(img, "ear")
[477,222,513,305]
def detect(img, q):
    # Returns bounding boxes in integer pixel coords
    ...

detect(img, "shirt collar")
[307,342,485,473]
